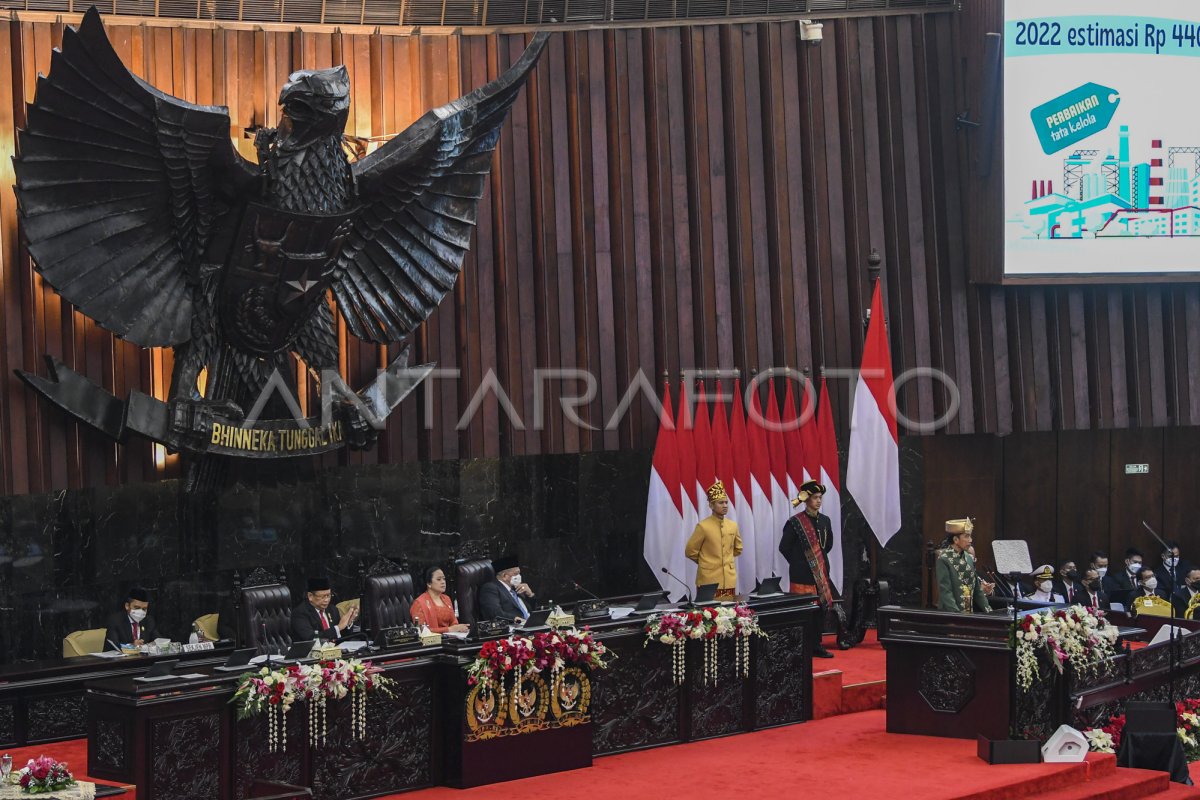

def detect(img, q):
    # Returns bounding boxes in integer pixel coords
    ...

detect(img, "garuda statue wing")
[333,32,549,344]
[13,6,256,348]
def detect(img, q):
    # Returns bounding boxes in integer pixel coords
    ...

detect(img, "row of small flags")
[643,282,902,600]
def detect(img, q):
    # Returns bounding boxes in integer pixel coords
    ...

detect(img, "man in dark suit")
[1102,548,1143,609]
[1078,569,1109,610]
[478,554,536,623]
[291,577,358,642]
[1173,567,1200,618]
[104,587,160,651]
[1053,560,1083,605]
[1154,541,1192,595]
[1130,567,1171,606]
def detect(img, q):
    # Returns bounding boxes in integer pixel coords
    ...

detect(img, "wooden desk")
[877,605,1057,740]
[0,646,233,748]
[85,595,817,799]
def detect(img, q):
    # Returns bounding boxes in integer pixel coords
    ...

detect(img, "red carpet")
[813,629,887,718]
[822,628,886,685]
[14,696,1200,799]
[394,710,1200,800]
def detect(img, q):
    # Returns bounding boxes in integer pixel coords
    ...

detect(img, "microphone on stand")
[573,581,603,601]
[259,622,274,667]
[660,567,693,606]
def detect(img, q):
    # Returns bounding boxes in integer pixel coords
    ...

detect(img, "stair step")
[1029,767,1168,800]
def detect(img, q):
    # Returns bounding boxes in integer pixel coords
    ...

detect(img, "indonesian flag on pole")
[764,379,792,582]
[643,381,684,597]
[816,377,844,594]
[711,382,735,500]
[847,281,902,546]
[798,375,821,483]
[729,379,758,595]
[675,382,699,592]
[781,379,806,500]
[746,386,777,586]
[693,383,715,512]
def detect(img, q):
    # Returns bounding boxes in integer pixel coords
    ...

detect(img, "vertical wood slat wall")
[1,7,1198,497]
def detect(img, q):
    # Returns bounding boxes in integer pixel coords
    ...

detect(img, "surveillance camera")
[798,20,823,44]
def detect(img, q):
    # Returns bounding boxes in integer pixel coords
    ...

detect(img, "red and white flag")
[764,379,792,582]
[710,382,735,503]
[675,382,699,592]
[729,379,758,595]
[816,377,844,593]
[847,282,902,546]
[781,379,806,500]
[692,383,715,513]
[798,375,821,483]
[746,386,777,588]
[643,381,684,597]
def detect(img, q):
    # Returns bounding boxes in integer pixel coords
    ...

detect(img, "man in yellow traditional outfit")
[685,480,743,600]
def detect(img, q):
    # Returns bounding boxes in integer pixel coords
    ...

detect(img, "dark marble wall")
[0,439,926,665]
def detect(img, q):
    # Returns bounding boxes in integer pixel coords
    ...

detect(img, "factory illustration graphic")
[1013,125,1200,239]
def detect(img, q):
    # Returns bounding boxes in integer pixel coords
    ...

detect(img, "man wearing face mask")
[1154,541,1192,595]
[1053,560,1082,605]
[1133,568,1170,603]
[104,587,160,651]
[1025,565,1067,604]
[1172,568,1200,618]
[1088,551,1110,582]
[479,554,536,624]
[1079,569,1109,610]
[1102,548,1143,609]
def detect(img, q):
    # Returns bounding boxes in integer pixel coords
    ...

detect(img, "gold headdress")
[706,480,728,503]
[791,480,827,507]
[944,518,974,535]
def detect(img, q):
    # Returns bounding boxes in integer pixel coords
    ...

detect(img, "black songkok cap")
[306,576,332,592]
[492,553,520,572]
[127,587,149,602]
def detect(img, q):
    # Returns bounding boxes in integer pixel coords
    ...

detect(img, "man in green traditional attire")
[935,519,993,613]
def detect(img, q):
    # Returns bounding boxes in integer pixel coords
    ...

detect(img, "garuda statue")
[14,8,547,468]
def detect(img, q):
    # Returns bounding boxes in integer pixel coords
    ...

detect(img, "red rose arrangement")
[15,755,75,794]
[466,628,612,690]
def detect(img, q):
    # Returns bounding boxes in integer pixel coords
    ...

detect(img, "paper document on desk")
[608,607,635,620]
[443,630,468,640]
[89,650,128,659]
[339,640,369,653]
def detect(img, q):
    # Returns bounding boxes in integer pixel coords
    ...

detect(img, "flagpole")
[864,248,883,584]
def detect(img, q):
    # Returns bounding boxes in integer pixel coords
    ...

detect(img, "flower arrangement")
[1014,604,1118,691]
[467,629,611,683]
[230,658,395,752]
[464,628,612,711]
[643,603,767,685]
[15,756,75,794]
[1084,698,1200,762]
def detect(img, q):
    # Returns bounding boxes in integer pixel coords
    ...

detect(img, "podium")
[878,605,1066,741]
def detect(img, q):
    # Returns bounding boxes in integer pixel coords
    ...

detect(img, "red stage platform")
[9,635,1200,800]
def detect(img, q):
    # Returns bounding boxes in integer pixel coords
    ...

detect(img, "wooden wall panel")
[3,11,1200,495]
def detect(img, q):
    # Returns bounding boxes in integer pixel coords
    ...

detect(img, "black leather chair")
[455,558,494,625]
[362,572,415,638]
[239,583,293,654]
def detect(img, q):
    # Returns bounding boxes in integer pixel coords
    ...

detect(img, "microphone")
[660,567,693,605]
[259,622,275,665]
[572,581,603,601]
